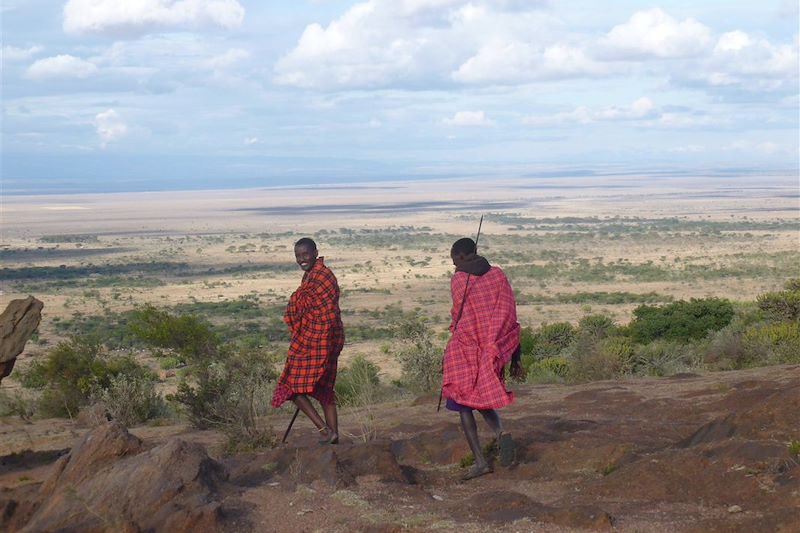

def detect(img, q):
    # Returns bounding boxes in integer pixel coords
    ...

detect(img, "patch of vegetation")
[393,316,444,394]
[626,298,735,344]
[129,307,278,451]
[518,291,672,305]
[18,336,158,419]
[335,355,382,407]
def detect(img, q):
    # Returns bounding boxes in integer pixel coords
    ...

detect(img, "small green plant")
[335,355,381,407]
[788,440,800,457]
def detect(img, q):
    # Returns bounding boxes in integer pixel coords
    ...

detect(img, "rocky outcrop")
[0,296,43,382]
[4,422,235,532]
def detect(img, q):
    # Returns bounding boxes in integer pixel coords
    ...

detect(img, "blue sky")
[2,1,798,193]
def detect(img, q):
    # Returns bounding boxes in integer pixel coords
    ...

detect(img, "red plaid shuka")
[271,257,344,408]
[442,266,520,410]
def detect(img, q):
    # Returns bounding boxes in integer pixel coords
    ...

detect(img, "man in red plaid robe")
[442,237,522,479]
[272,237,344,444]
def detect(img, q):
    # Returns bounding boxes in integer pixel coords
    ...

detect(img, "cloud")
[63,0,245,35]
[599,8,712,59]
[26,55,98,80]
[523,97,658,126]
[274,0,555,89]
[2,45,44,62]
[94,109,128,144]
[243,136,261,145]
[442,110,493,126]
[453,41,609,83]
[673,31,798,95]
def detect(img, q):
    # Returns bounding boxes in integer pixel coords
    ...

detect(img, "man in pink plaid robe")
[442,237,522,480]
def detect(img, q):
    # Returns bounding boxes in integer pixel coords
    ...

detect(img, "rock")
[0,296,43,383]
[728,505,743,513]
[676,414,737,448]
[14,422,232,532]
[456,491,613,531]
[263,440,411,487]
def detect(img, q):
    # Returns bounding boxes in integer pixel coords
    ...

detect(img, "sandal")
[462,462,493,481]
[317,426,339,445]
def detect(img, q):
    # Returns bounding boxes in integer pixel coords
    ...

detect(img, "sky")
[2,0,799,194]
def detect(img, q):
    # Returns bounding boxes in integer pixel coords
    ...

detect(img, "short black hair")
[294,237,317,251]
[451,237,476,256]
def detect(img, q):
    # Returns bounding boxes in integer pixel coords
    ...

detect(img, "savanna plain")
[1,173,799,532]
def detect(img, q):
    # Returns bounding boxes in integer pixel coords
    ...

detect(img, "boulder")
[14,422,231,532]
[0,296,44,383]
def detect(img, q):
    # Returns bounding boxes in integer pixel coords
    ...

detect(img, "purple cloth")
[445,398,473,413]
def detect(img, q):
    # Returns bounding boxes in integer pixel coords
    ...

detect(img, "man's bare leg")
[478,409,503,438]
[321,402,339,444]
[459,410,492,480]
[479,408,515,466]
[292,394,327,430]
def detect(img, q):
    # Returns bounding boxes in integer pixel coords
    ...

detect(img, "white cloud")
[442,110,493,126]
[26,55,98,80]
[274,0,556,89]
[243,136,261,145]
[2,45,44,62]
[523,97,658,126]
[453,41,609,83]
[63,0,245,35]
[599,8,712,59]
[94,109,128,144]
[202,48,249,70]
[674,31,798,94]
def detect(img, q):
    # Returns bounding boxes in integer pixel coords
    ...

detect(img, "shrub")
[393,317,443,394]
[19,337,154,418]
[525,357,570,384]
[568,336,635,382]
[335,355,381,407]
[130,308,278,451]
[627,298,734,344]
[523,322,577,360]
[632,340,700,376]
[91,373,166,427]
[578,314,617,339]
[742,322,800,365]
[757,279,800,322]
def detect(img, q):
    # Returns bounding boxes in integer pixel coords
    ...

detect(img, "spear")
[437,214,483,411]
[282,407,300,444]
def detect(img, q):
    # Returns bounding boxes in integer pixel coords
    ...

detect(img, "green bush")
[394,317,443,394]
[568,336,635,382]
[19,336,154,418]
[524,322,577,360]
[578,314,617,339]
[525,357,570,384]
[335,355,381,407]
[757,279,800,322]
[627,298,734,344]
[632,340,701,376]
[91,373,166,427]
[130,308,278,451]
[742,322,800,365]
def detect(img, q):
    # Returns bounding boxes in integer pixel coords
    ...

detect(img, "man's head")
[294,237,318,271]
[450,237,476,268]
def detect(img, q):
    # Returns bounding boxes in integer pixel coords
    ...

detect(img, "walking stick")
[438,215,484,411]
[282,407,300,443]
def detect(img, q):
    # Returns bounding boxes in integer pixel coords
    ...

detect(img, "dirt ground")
[2,364,798,532]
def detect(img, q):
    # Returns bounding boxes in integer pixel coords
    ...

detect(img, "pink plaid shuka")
[442,266,520,410]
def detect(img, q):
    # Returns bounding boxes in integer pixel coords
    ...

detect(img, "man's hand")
[510,360,525,381]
